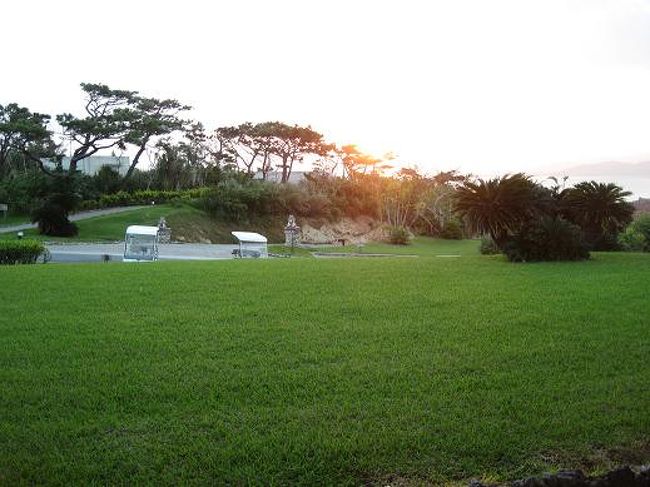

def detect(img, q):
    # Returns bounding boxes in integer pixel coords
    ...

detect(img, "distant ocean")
[534,175,650,199]
[573,176,649,199]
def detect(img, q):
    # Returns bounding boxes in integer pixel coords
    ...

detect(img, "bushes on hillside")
[199,181,281,220]
[304,172,380,220]
[198,180,353,222]
[80,188,209,210]
[503,217,590,262]
[0,239,47,265]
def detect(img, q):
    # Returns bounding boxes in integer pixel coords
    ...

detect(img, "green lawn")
[0,251,649,484]
[0,213,30,227]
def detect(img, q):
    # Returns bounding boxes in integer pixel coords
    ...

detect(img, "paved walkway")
[47,243,237,263]
[0,206,146,234]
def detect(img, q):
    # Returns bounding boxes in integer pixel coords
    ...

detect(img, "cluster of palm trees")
[455,174,634,261]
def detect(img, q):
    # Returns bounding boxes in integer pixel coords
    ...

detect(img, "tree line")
[1,82,641,260]
[0,82,466,235]
[0,83,383,185]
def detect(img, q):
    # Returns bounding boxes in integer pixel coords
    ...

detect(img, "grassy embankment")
[1,246,648,484]
[0,214,31,227]
[0,205,478,258]
[0,204,286,243]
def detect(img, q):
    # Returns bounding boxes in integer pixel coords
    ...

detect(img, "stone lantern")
[284,215,300,248]
[157,217,171,244]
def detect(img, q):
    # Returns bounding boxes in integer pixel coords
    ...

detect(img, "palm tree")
[454,173,546,248]
[561,181,634,250]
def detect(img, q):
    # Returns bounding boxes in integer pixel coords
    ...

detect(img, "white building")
[42,156,130,176]
[253,170,308,184]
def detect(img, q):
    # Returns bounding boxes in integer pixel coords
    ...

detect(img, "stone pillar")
[284,215,300,247]
[158,217,171,244]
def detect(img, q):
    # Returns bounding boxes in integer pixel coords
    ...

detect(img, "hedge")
[80,188,209,210]
[503,216,590,262]
[0,239,47,265]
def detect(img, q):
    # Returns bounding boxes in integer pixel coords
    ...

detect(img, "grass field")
[1,248,649,484]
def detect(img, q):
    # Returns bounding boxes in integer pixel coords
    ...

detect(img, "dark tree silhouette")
[454,173,546,248]
[561,181,634,250]
[0,103,56,176]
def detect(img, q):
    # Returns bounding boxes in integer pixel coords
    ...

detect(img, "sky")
[4,0,650,178]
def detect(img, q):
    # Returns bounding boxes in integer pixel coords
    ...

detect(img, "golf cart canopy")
[231,231,268,258]
[124,225,160,262]
[231,231,267,243]
[126,225,159,236]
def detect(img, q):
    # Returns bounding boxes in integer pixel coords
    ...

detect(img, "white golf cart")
[231,231,268,258]
[123,225,160,262]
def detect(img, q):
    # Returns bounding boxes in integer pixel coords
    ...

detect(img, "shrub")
[388,225,411,245]
[121,169,152,192]
[31,204,79,236]
[92,166,122,194]
[439,219,463,239]
[618,227,646,251]
[479,236,500,255]
[631,213,650,249]
[632,213,650,241]
[29,174,81,237]
[0,239,47,265]
[503,216,589,262]
[581,231,621,251]
[619,214,650,251]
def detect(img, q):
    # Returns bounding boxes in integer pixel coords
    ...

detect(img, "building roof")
[231,231,267,243]
[41,155,131,176]
[126,225,159,236]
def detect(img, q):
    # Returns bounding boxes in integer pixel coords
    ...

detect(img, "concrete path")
[311,252,418,258]
[47,243,237,263]
[0,206,146,234]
